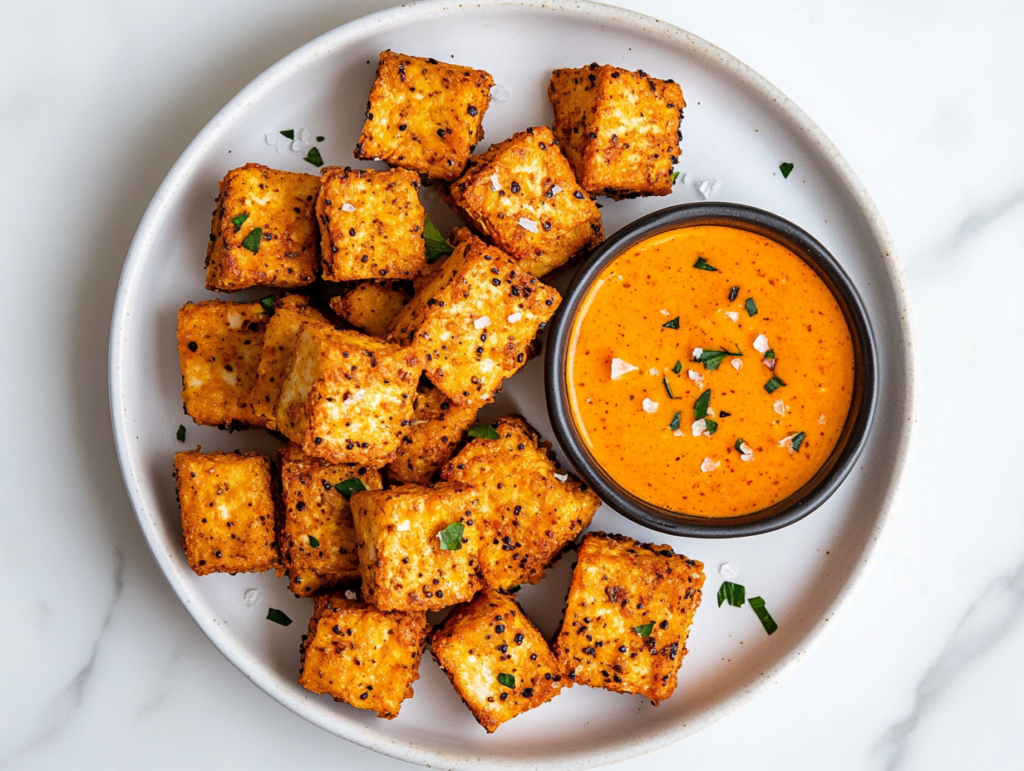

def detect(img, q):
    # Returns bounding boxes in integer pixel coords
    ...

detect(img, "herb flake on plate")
[717,581,746,607]
[280,129,295,140]
[176,425,186,442]
[779,162,794,179]
[304,146,324,167]
[749,596,778,635]
[267,608,292,626]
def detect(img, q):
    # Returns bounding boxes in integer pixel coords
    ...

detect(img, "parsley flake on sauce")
[438,522,465,551]
[259,295,275,315]
[241,227,263,253]
[734,438,746,453]
[669,411,681,431]
[779,162,794,179]
[176,425,186,442]
[790,431,806,452]
[304,147,324,167]
[749,596,778,635]
[424,217,454,264]
[693,389,711,421]
[672,360,683,374]
[663,377,678,400]
[662,316,680,329]
[764,375,786,394]
[745,298,758,317]
[703,419,718,435]
[693,256,718,272]
[694,347,743,371]
[307,535,320,548]
[497,673,516,689]
[468,423,500,440]
[266,608,293,626]
[632,622,655,638]
[717,581,746,607]
[334,478,366,500]
[230,212,249,232]
[729,286,739,302]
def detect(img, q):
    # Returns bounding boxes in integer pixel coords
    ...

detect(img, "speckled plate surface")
[109,1,915,768]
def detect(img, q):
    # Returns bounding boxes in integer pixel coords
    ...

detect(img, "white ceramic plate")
[109,1,916,768]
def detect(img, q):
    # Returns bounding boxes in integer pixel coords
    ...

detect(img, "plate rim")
[108,0,918,767]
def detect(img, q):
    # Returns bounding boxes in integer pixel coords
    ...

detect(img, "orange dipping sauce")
[567,226,855,517]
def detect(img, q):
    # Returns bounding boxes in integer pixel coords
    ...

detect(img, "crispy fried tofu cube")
[431,589,568,732]
[548,64,685,199]
[442,416,600,589]
[177,299,267,428]
[388,231,560,405]
[173,448,281,576]
[275,323,420,465]
[554,532,705,704]
[351,482,482,611]
[446,126,604,277]
[355,51,493,181]
[386,385,479,485]
[205,163,320,290]
[299,592,429,718]
[329,281,410,339]
[278,443,384,596]
[316,166,428,281]
[251,295,333,430]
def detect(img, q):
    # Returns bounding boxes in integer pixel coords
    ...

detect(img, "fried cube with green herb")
[177,299,268,429]
[205,163,320,291]
[316,166,428,281]
[173,448,281,576]
[445,126,604,277]
[251,295,333,430]
[278,443,384,597]
[351,482,482,611]
[431,588,568,733]
[329,281,410,339]
[274,323,421,466]
[442,415,600,589]
[554,532,705,704]
[548,64,685,200]
[299,591,429,719]
[388,230,560,405]
[386,384,479,485]
[354,51,492,181]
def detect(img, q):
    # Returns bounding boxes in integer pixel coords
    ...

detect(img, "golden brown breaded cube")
[386,385,479,485]
[299,592,429,719]
[329,281,410,339]
[173,448,281,576]
[388,231,560,405]
[548,64,685,199]
[431,589,568,733]
[205,163,320,290]
[354,51,492,181]
[251,295,333,430]
[317,166,428,281]
[275,323,421,465]
[277,443,384,597]
[177,299,267,429]
[351,482,482,611]
[445,126,604,277]
[554,532,705,704]
[442,416,600,589]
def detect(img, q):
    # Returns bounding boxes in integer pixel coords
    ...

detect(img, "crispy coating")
[548,64,685,199]
[355,51,492,181]
[431,589,568,732]
[445,126,604,277]
[251,295,333,430]
[442,415,600,589]
[554,532,705,704]
[299,592,429,719]
[317,166,428,281]
[205,163,320,290]
[329,281,410,339]
[388,230,560,405]
[177,299,267,428]
[173,448,281,576]
[275,323,420,465]
[386,384,478,485]
[351,483,482,611]
[277,443,384,596]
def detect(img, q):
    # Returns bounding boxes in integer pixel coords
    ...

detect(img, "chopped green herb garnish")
[424,217,454,264]
[497,672,516,689]
[507,585,522,594]
[280,129,295,140]
[693,389,711,421]
[748,596,778,635]
[230,212,249,232]
[790,431,806,452]
[438,522,465,551]
[764,376,786,394]
[316,135,325,142]
[728,286,739,302]
[734,438,746,453]
[468,423,500,440]
[703,419,718,435]
[693,256,718,272]
[694,346,743,371]
[241,227,262,253]
[176,425,186,442]
[669,411,681,431]
[662,317,680,330]
[779,162,794,179]
[764,349,776,360]
[257,295,275,316]
[663,377,677,400]
[308,535,320,548]
[304,146,324,167]
[745,298,758,317]
[266,608,292,626]
[670,171,680,184]
[717,581,746,607]
[334,477,366,500]
[672,360,682,374]
[632,622,655,638]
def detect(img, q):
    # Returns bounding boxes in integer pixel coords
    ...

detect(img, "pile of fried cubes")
[172,52,704,731]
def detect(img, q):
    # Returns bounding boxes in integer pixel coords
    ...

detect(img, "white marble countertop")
[1,0,1020,768]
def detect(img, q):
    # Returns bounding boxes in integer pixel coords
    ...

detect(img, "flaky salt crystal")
[774,400,785,415]
[518,217,539,233]
[691,419,708,437]
[700,457,720,473]
[725,311,739,322]
[506,312,522,324]
[474,316,491,329]
[754,334,769,354]
[553,473,568,483]
[611,358,639,380]
[731,358,743,371]
[341,202,356,212]
[490,174,501,191]
[642,398,659,413]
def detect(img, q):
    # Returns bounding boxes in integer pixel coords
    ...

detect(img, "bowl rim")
[545,202,879,538]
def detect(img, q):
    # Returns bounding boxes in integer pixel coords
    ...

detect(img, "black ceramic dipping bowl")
[545,203,878,538]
